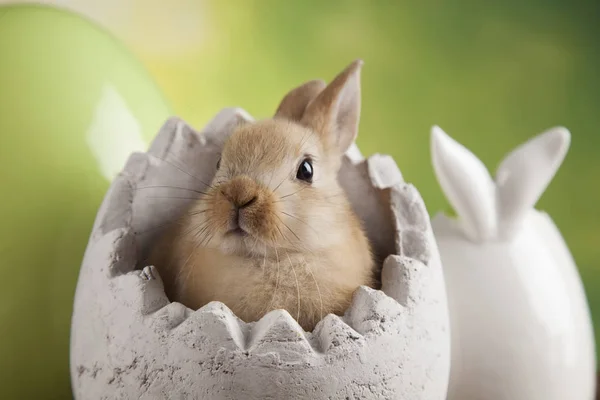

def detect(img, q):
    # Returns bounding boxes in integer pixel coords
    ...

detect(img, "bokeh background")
[0,0,598,398]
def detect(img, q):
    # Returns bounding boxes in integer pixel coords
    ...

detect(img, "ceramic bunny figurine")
[430,125,596,400]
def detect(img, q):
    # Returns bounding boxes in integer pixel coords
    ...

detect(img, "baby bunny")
[431,126,596,400]
[149,60,376,332]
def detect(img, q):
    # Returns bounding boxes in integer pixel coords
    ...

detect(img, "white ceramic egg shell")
[70,108,451,400]
[430,126,596,400]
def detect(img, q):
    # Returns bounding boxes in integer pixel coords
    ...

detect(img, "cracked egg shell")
[70,109,450,400]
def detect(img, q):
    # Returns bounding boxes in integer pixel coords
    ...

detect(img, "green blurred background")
[0,0,598,398]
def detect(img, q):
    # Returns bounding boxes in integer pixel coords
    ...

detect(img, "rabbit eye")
[296,158,313,183]
[216,156,221,170]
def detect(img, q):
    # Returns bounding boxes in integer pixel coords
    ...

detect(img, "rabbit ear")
[495,126,570,237]
[274,79,327,122]
[431,126,497,242]
[301,59,362,154]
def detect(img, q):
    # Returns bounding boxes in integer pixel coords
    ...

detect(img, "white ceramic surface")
[431,125,596,400]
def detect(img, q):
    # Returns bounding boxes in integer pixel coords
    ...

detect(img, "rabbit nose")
[222,193,257,210]
[220,176,258,210]
[236,196,257,209]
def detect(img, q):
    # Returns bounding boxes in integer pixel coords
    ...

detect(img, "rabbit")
[149,60,376,332]
[430,125,596,400]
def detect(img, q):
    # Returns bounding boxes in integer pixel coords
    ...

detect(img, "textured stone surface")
[70,109,450,399]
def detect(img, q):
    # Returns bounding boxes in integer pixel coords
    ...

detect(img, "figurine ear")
[431,125,497,242]
[274,80,327,122]
[301,60,362,154]
[495,127,570,237]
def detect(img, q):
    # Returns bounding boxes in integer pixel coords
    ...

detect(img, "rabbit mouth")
[226,227,248,237]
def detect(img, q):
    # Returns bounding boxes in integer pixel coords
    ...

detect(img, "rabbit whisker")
[181,218,208,239]
[177,234,206,293]
[267,166,277,189]
[135,185,210,196]
[250,235,261,260]
[287,253,301,323]
[273,223,288,246]
[278,185,309,201]
[145,195,202,200]
[194,221,215,244]
[273,174,287,194]
[276,214,301,243]
[281,211,319,236]
[188,208,211,217]
[268,247,282,312]
[261,245,268,272]
[304,259,324,322]
[148,154,216,190]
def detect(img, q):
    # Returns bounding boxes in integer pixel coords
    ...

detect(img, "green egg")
[0,5,171,399]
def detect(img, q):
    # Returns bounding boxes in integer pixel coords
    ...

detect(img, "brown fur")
[149,60,375,331]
